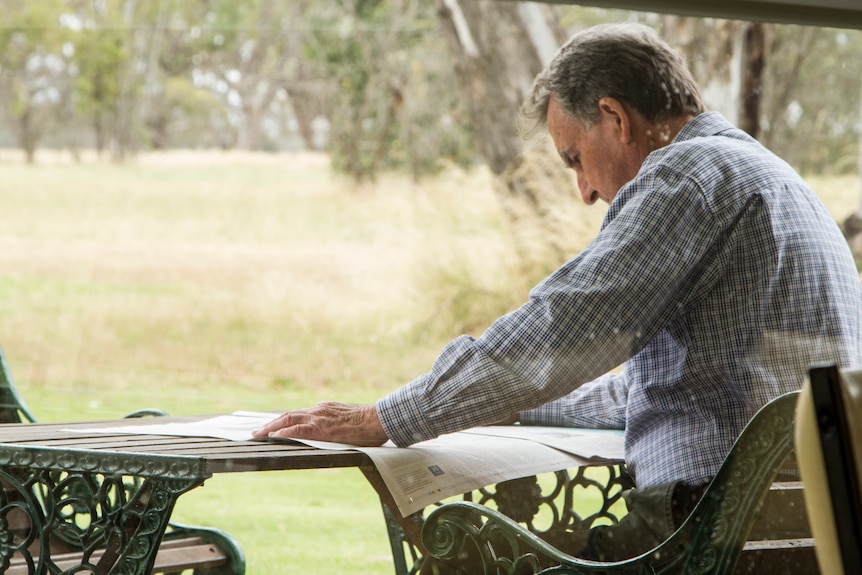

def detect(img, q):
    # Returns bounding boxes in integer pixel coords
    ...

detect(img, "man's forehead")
[546,96,569,124]
[547,98,585,145]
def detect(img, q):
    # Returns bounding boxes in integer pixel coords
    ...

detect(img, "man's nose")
[577,174,600,205]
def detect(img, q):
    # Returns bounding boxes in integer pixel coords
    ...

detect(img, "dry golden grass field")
[0,149,858,573]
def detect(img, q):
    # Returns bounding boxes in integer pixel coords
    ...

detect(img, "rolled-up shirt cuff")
[376,383,437,447]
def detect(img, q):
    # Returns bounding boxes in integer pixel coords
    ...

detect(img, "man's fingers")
[252,411,300,437]
[266,422,317,440]
[252,411,309,437]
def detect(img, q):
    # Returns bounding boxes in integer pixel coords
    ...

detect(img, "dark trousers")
[577,479,708,561]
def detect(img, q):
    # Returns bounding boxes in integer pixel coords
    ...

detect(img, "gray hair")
[520,23,705,138]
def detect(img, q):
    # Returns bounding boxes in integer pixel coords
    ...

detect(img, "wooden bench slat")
[748,481,812,540]
[736,537,819,574]
[6,537,229,575]
[151,539,230,571]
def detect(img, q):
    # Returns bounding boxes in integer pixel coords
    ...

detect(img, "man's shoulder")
[645,114,800,195]
[657,112,759,159]
[617,116,815,228]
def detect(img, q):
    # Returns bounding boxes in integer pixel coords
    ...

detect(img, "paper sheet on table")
[67,412,625,517]
[64,411,283,441]
[460,426,625,461]
[352,432,597,515]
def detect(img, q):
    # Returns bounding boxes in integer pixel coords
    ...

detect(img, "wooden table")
[0,415,417,575]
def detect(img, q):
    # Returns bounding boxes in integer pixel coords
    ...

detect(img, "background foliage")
[0,1,860,178]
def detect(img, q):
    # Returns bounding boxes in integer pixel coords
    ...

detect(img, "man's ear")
[597,97,633,144]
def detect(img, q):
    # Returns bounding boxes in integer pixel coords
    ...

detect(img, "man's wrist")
[376,387,437,447]
[363,404,389,444]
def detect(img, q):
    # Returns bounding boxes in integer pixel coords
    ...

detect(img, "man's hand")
[252,401,388,447]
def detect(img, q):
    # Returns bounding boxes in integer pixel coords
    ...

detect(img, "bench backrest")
[420,391,804,575]
[0,347,35,424]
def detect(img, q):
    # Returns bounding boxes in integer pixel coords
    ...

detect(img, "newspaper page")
[356,433,592,515]
[460,425,625,461]
[68,413,624,516]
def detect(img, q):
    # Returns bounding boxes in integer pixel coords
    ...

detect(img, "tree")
[759,26,862,174]
[0,0,70,163]
[65,0,168,160]
[280,3,332,152]
[178,0,301,151]
[303,0,459,181]
[435,0,588,277]
[72,25,130,157]
[136,0,238,149]
[147,75,231,149]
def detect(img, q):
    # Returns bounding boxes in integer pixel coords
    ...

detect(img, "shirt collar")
[602,112,735,224]
[673,111,738,144]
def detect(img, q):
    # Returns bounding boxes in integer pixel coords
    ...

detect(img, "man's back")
[612,112,862,486]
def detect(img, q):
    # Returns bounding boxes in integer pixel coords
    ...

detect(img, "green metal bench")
[0,347,246,575]
[378,391,816,575]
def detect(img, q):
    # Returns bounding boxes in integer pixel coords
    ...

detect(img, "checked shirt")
[377,112,862,487]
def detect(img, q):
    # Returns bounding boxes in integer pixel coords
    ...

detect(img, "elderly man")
[255,23,862,559]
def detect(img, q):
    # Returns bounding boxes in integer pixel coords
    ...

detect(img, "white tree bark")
[442,0,480,58]
[437,0,594,275]
[517,2,562,66]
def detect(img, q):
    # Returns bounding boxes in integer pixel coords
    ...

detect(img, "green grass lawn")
[0,149,857,573]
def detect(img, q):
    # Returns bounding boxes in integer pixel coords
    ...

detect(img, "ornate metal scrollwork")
[387,463,634,574]
[0,465,203,575]
[469,464,633,555]
[420,392,800,575]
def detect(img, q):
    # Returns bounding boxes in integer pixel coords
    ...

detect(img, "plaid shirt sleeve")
[518,370,628,429]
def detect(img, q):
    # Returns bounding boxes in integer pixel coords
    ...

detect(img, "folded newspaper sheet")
[69,412,625,516]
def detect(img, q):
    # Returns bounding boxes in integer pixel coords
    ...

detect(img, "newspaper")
[460,425,625,461]
[68,412,624,516]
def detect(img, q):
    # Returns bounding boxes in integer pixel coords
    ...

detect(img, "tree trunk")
[286,71,331,151]
[19,108,37,164]
[139,0,168,150]
[663,16,742,127]
[111,0,141,162]
[436,0,541,175]
[840,80,862,266]
[740,23,765,138]
[237,100,266,150]
[283,19,333,153]
[435,0,584,278]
